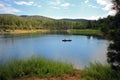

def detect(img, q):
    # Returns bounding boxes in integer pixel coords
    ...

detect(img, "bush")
[81,62,120,80]
[0,56,74,80]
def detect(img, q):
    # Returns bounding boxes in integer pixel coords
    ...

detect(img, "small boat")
[62,39,72,42]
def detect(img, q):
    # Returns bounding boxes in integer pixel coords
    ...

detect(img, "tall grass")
[0,56,74,80]
[70,29,102,36]
[81,62,120,80]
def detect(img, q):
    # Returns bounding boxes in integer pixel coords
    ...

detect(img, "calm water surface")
[0,34,109,69]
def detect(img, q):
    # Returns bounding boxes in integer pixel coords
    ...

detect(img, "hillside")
[60,18,89,22]
[0,14,90,30]
[20,15,54,21]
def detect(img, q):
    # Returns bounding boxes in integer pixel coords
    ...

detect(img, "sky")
[0,0,117,20]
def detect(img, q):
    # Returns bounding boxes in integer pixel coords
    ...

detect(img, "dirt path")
[17,70,81,80]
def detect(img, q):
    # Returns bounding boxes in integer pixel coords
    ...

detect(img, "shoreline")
[0,29,50,34]
[0,29,102,36]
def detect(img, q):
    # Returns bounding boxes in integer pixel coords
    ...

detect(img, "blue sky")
[0,0,116,20]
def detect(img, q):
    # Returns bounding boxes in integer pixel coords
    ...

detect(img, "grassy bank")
[81,63,120,80]
[1,57,120,80]
[0,57,74,80]
[0,29,50,34]
[69,29,102,36]
[0,29,102,36]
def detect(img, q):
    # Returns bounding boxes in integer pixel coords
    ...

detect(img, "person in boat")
[62,39,72,41]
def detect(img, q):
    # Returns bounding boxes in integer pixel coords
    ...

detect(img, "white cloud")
[86,10,116,20]
[85,10,116,20]
[96,0,116,16]
[85,0,89,4]
[88,4,99,8]
[33,4,41,8]
[49,0,61,8]
[81,13,115,20]
[88,16,101,20]
[49,0,72,9]
[61,3,70,7]
[107,10,117,16]
[0,3,4,7]
[96,0,109,5]
[96,0,112,10]
[102,3,113,11]
[82,15,106,20]
[14,1,41,8]
[0,2,20,13]
[14,1,34,6]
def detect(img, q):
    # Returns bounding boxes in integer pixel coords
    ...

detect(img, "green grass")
[81,62,120,80]
[1,29,103,36]
[0,56,74,80]
[70,29,102,36]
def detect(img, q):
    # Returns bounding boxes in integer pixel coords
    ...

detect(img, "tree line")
[106,0,120,70]
[1,14,119,34]
[0,14,116,31]
[88,0,120,70]
[0,14,89,31]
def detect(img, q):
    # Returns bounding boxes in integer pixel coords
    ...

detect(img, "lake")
[0,34,109,69]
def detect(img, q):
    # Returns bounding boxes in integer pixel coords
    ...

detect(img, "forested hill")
[20,15,54,21]
[60,18,89,22]
[0,14,115,31]
[0,14,91,30]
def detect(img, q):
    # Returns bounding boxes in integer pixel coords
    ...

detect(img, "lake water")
[0,34,109,69]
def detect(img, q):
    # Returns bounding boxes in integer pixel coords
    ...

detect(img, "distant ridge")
[20,15,28,18]
[0,14,18,17]
[0,14,89,22]
[20,15,90,22]
[60,18,89,22]
[20,15,54,21]
[0,14,94,31]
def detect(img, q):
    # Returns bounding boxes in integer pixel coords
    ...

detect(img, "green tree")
[107,0,120,70]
